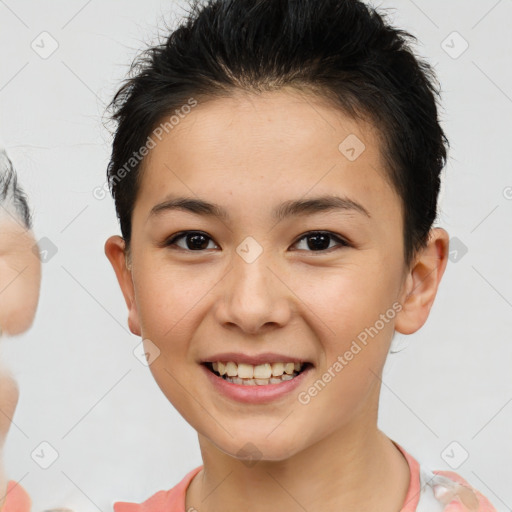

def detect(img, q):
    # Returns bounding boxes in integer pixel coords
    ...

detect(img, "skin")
[105,88,449,512]
[0,221,41,510]
[0,221,41,336]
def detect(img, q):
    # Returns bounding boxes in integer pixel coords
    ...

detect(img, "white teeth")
[226,361,238,377]
[224,374,299,385]
[210,361,304,378]
[253,363,272,379]
[237,363,254,379]
[271,362,284,377]
[284,362,294,375]
[209,360,307,385]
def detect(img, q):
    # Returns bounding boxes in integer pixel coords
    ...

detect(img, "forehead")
[134,88,401,225]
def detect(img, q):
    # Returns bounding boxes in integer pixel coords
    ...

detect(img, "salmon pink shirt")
[2,443,496,511]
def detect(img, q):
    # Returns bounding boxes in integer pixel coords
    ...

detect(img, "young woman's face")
[108,89,418,461]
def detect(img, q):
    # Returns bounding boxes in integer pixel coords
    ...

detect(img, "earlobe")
[104,235,141,336]
[395,228,450,335]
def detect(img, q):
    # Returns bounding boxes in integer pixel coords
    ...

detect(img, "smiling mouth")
[203,361,312,386]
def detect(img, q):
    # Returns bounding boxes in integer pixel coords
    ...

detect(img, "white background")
[0,0,511,510]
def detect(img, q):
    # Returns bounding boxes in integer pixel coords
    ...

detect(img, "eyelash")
[164,230,351,253]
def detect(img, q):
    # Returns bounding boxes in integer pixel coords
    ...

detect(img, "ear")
[395,227,450,335]
[104,235,141,336]
[0,222,41,336]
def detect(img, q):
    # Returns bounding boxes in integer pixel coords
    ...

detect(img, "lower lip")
[201,364,313,404]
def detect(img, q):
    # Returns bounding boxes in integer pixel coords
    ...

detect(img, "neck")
[186,424,410,512]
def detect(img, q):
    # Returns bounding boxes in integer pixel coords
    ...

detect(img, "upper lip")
[200,352,311,366]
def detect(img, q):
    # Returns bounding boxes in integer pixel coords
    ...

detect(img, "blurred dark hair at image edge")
[0,146,33,230]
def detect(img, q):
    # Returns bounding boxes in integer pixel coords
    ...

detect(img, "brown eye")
[165,231,218,251]
[292,231,350,252]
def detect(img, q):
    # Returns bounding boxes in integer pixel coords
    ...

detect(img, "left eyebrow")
[147,194,371,222]
[273,195,371,221]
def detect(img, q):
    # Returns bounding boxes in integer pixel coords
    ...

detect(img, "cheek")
[0,251,41,335]
[299,265,397,333]
[134,261,209,339]
[295,263,399,382]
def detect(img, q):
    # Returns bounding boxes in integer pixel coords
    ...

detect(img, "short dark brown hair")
[107,0,448,267]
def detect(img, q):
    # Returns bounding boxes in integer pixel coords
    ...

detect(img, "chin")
[212,432,304,464]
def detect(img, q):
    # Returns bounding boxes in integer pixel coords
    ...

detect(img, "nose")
[214,250,292,335]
